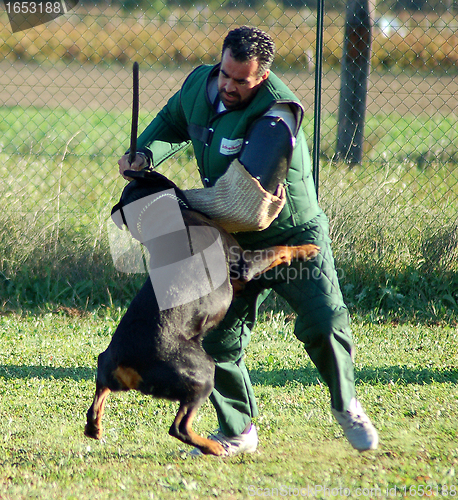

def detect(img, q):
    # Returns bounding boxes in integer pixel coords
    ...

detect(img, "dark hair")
[222,26,276,76]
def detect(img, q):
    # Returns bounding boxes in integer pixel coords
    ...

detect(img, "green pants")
[202,213,356,437]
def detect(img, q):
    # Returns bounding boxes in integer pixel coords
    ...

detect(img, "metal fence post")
[313,0,325,197]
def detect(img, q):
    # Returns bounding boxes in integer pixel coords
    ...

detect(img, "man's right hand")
[118,153,147,180]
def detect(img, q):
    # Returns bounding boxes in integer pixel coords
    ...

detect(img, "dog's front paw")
[294,244,320,261]
[84,422,102,440]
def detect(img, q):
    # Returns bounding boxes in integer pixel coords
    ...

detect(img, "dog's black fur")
[85,171,319,455]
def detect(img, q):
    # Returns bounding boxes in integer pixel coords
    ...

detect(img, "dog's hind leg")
[169,379,225,456]
[169,402,226,456]
[85,382,111,440]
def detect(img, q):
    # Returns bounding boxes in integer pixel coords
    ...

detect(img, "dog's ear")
[111,201,127,229]
[111,177,153,230]
[111,173,168,231]
[123,171,191,209]
[120,179,157,206]
[111,171,191,232]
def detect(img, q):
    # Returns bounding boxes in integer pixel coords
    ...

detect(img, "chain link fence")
[1,1,458,310]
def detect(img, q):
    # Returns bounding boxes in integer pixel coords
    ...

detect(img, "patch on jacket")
[220,138,243,156]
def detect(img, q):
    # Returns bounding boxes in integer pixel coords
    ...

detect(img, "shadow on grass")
[250,365,458,387]
[0,364,456,386]
[0,364,95,381]
[356,365,458,385]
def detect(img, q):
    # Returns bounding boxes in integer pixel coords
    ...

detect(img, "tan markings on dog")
[271,244,320,268]
[84,386,111,440]
[113,366,143,389]
[170,403,226,455]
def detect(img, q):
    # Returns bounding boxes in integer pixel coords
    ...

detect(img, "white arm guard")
[183,159,285,233]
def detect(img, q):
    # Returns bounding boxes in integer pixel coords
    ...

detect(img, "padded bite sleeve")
[184,159,285,233]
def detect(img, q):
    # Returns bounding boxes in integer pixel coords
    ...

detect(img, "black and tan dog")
[84,171,319,456]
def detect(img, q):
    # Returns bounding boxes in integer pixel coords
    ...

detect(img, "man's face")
[217,49,269,110]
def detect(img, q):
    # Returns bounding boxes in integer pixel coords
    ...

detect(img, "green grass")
[1,104,458,322]
[0,311,456,499]
[1,103,457,498]
[0,105,201,310]
[314,111,458,165]
[318,159,458,324]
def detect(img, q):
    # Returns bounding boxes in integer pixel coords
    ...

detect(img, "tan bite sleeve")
[184,159,286,233]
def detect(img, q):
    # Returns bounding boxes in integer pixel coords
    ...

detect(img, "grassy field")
[1,6,458,496]
[0,310,456,499]
[1,105,457,497]
[0,86,457,498]
[1,104,458,322]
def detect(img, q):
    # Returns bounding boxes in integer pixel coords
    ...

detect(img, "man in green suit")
[118,26,378,456]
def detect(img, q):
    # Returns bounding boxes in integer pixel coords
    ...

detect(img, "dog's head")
[111,170,190,231]
[119,170,184,206]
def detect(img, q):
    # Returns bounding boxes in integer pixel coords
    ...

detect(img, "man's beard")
[218,90,244,110]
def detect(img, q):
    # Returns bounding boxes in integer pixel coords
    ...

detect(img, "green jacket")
[136,64,320,248]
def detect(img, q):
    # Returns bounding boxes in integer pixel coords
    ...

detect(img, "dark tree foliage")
[78,0,458,16]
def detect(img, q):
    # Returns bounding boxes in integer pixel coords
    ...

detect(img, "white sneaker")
[190,424,258,457]
[332,398,379,451]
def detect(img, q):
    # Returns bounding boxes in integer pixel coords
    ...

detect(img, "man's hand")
[118,153,147,180]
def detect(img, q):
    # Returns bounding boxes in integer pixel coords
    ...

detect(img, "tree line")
[80,0,458,14]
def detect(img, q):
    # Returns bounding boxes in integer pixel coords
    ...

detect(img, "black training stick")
[128,61,139,166]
